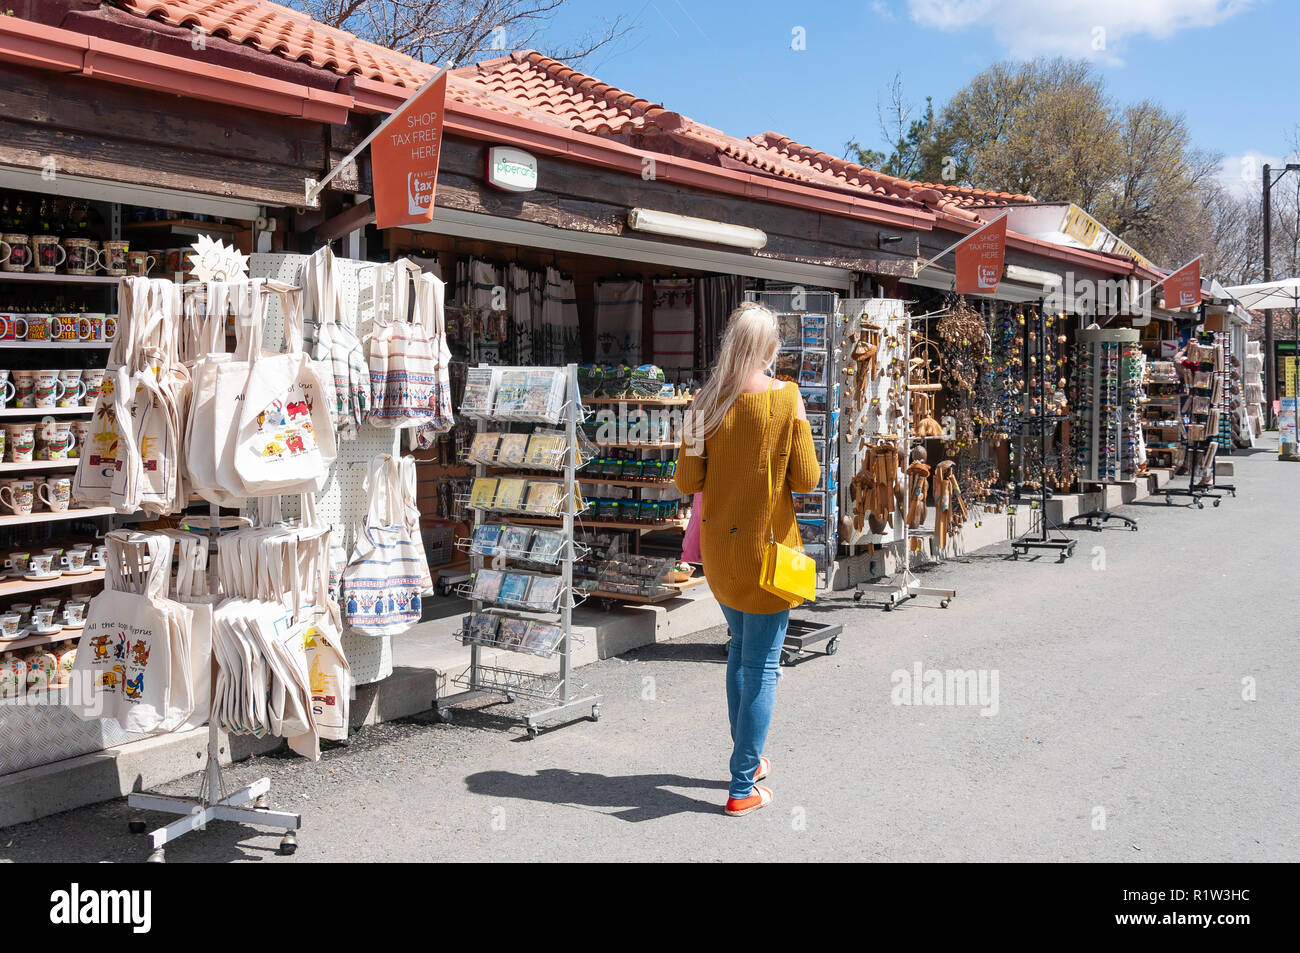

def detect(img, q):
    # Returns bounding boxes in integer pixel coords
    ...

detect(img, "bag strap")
[764,379,775,545]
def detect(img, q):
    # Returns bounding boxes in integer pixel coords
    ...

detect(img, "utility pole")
[1264,163,1273,426]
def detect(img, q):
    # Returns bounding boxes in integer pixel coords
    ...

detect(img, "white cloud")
[1220,151,1290,199]
[870,0,899,21]
[907,0,1255,62]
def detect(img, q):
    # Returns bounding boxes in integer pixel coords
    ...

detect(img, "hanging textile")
[697,275,744,370]
[594,278,643,364]
[543,266,580,365]
[507,264,534,365]
[302,245,371,439]
[651,278,695,370]
[367,261,453,432]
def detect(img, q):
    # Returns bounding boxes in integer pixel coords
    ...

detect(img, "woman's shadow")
[464,768,728,822]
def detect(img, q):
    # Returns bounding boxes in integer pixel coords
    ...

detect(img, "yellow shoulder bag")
[759,381,816,604]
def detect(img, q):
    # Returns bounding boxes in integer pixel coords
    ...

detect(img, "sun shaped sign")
[187,235,249,282]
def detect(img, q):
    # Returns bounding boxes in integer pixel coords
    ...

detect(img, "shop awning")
[1224,278,1300,311]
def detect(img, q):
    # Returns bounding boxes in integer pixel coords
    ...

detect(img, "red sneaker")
[754,757,770,783]
[725,784,772,817]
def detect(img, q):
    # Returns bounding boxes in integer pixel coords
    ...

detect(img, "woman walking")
[675,301,820,816]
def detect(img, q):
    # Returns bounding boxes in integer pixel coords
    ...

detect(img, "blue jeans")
[720,604,789,799]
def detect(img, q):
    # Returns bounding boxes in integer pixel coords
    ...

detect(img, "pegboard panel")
[251,252,402,684]
[838,298,910,547]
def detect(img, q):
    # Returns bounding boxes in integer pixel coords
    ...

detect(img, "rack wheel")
[504,692,515,704]
[147,849,165,864]
[853,590,863,602]
[254,795,269,810]
[780,651,795,666]
[278,833,297,856]
[1213,499,1221,507]
[1196,501,1204,509]
[590,705,601,722]
[825,638,839,656]
[1164,496,1172,505]
[526,725,539,740]
[434,707,453,724]
[940,599,951,608]
[1130,524,1138,532]
[883,601,894,611]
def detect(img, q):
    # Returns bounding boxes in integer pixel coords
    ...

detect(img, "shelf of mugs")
[0,459,78,473]
[0,629,80,655]
[0,505,117,527]
[0,568,105,598]
[0,272,119,285]
[0,341,111,350]
[0,407,93,417]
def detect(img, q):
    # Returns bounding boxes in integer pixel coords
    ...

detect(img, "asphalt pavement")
[3,442,1296,862]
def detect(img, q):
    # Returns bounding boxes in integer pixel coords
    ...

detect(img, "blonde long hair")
[683,301,780,455]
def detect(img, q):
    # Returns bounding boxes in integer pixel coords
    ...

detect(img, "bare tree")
[291,0,631,67]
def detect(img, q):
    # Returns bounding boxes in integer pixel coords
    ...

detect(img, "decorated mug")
[0,313,27,343]
[57,369,85,407]
[81,368,105,404]
[24,313,51,343]
[64,239,101,276]
[102,240,129,276]
[12,370,36,408]
[0,479,36,516]
[0,369,15,409]
[5,422,35,462]
[27,553,55,577]
[32,370,66,409]
[49,315,80,344]
[32,235,66,274]
[126,250,155,276]
[1,234,31,272]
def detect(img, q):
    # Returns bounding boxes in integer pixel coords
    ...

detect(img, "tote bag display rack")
[121,268,309,861]
[853,305,957,609]
[435,364,602,739]
[126,510,302,863]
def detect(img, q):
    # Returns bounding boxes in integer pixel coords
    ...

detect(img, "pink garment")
[681,492,703,563]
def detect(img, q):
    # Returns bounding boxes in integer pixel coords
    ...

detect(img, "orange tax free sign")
[955,215,1008,295]
[372,73,448,230]
[1163,259,1202,309]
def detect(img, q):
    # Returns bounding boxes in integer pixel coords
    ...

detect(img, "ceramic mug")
[0,614,21,639]
[102,240,129,276]
[0,369,14,409]
[104,314,118,342]
[12,603,32,624]
[63,548,86,572]
[32,235,66,274]
[81,368,105,404]
[1,234,31,272]
[39,477,71,513]
[77,312,106,343]
[24,313,51,343]
[32,607,56,630]
[0,313,26,343]
[49,315,80,344]
[0,479,36,516]
[49,422,74,460]
[91,545,108,568]
[57,370,85,408]
[65,239,101,276]
[126,250,155,276]
[5,551,30,575]
[5,423,35,463]
[32,370,65,409]
[63,602,86,625]
[70,419,92,458]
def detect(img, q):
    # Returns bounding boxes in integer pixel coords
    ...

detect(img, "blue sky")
[544,0,1294,197]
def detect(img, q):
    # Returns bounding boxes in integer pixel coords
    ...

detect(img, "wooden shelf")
[0,630,80,653]
[0,459,79,473]
[0,506,117,527]
[122,217,242,234]
[0,569,103,598]
[0,271,117,285]
[0,405,95,419]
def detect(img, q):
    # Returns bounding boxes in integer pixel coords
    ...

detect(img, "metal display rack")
[1068,328,1140,532]
[1011,308,1075,561]
[434,363,602,738]
[854,304,956,608]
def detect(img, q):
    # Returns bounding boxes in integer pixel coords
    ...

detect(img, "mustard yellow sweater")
[675,381,821,613]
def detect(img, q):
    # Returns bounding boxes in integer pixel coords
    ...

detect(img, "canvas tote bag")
[69,532,195,734]
[339,456,431,636]
[232,284,338,495]
[302,245,370,439]
[367,262,442,429]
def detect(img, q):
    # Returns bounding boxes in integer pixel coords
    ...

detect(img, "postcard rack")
[434,363,602,738]
[1067,327,1140,532]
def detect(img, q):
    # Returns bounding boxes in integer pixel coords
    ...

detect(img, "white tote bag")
[339,456,431,636]
[69,533,194,734]
[367,263,444,429]
[232,285,338,495]
[303,245,371,439]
